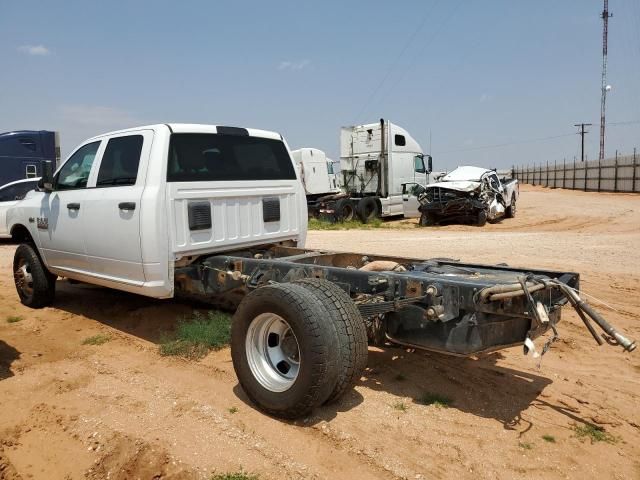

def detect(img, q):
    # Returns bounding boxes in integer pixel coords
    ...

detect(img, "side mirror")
[426,155,433,174]
[40,160,54,192]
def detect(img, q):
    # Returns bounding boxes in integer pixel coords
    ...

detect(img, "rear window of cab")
[167,133,296,182]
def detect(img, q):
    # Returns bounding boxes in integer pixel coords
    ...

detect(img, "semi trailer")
[0,130,60,185]
[7,123,635,420]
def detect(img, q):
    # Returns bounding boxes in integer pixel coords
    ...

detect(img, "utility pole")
[599,0,613,161]
[575,123,592,162]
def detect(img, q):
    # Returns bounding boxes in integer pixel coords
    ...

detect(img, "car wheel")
[356,197,380,223]
[477,210,488,227]
[293,278,368,404]
[13,243,56,308]
[231,283,340,419]
[506,197,516,218]
[334,198,355,222]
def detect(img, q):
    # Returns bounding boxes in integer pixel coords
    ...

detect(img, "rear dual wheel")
[231,280,367,419]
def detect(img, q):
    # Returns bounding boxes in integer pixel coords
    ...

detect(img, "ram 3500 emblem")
[36,217,48,230]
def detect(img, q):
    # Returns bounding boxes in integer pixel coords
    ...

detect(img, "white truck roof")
[84,123,283,142]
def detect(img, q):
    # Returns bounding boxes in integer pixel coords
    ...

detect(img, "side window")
[327,162,334,175]
[0,185,16,202]
[25,165,37,178]
[0,182,35,202]
[55,141,100,191]
[394,134,406,147]
[96,135,143,187]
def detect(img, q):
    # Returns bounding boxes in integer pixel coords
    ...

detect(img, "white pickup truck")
[7,124,635,419]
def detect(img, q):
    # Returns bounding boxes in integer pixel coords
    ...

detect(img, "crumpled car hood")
[426,180,480,192]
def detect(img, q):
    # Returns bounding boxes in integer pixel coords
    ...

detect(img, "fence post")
[554,160,557,188]
[633,148,637,193]
[573,158,576,189]
[562,158,566,189]
[584,157,587,192]
[597,156,601,192]
[614,150,618,192]
[545,161,549,187]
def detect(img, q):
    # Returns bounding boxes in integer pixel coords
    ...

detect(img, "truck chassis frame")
[174,244,634,357]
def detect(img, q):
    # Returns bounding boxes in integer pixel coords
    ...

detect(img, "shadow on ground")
[49,280,590,429]
[0,340,21,381]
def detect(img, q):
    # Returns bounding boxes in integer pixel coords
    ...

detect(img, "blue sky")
[1,0,639,170]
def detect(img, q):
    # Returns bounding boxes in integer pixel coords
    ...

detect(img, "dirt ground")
[0,184,638,480]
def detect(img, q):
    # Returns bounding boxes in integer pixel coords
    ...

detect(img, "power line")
[437,132,576,154]
[353,0,442,123]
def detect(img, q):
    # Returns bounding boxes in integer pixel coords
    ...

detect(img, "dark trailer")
[0,130,60,186]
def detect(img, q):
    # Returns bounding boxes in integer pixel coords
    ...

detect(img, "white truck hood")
[426,180,480,192]
[441,166,492,182]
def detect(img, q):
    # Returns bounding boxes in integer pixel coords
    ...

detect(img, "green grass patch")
[392,401,408,412]
[573,424,618,444]
[308,217,385,230]
[417,392,452,408]
[228,406,238,414]
[541,434,556,443]
[518,441,533,450]
[6,315,23,323]
[160,311,231,360]
[211,473,258,480]
[82,334,111,345]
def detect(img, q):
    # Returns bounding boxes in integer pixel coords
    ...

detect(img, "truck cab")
[340,119,432,219]
[7,124,307,298]
[0,130,60,185]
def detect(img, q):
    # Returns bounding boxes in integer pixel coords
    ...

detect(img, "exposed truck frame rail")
[175,245,635,357]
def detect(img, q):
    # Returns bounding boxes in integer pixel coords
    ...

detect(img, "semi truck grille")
[188,202,212,230]
[262,197,281,223]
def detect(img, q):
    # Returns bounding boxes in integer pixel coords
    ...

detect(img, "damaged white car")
[415,166,518,226]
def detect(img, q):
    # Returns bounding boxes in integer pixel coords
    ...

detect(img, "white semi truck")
[7,123,635,419]
[290,148,341,217]
[332,118,433,222]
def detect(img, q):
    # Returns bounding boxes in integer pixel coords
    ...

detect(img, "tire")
[13,243,56,308]
[293,279,368,404]
[419,212,436,227]
[477,210,487,227]
[231,283,340,419]
[334,198,355,222]
[506,197,516,218]
[356,197,380,223]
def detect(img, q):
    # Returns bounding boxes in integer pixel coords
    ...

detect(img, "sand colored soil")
[0,185,638,479]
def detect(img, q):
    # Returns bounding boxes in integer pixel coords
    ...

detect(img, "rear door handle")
[67,202,80,210]
[118,202,136,211]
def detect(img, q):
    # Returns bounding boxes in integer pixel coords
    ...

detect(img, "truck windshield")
[167,133,296,182]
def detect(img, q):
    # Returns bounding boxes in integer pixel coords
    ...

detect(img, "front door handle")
[118,202,136,211]
[67,202,80,210]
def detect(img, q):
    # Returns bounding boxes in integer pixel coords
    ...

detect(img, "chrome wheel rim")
[14,258,34,297]
[245,313,300,392]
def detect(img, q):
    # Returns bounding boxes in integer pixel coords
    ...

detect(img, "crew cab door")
[81,131,151,284]
[37,141,102,271]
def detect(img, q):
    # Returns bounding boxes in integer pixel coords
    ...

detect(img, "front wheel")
[231,283,340,419]
[13,243,56,308]
[419,212,436,227]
